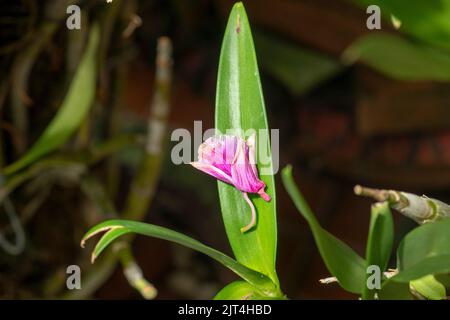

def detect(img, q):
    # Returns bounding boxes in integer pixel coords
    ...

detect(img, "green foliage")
[378,281,413,300]
[283,163,450,299]
[344,33,450,81]
[4,25,100,176]
[392,218,450,282]
[348,1,450,81]
[214,281,286,300]
[80,2,450,301]
[214,281,260,300]
[81,3,284,300]
[81,219,279,295]
[362,202,393,299]
[352,0,450,50]
[215,2,279,286]
[254,32,342,95]
[410,275,446,300]
[281,165,366,294]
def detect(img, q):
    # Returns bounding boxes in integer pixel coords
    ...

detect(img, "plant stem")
[122,36,173,220]
[354,185,450,224]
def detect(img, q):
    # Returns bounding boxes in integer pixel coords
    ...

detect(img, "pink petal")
[230,138,266,193]
[246,133,259,177]
[190,162,233,185]
[258,189,271,202]
[192,134,270,201]
[197,135,238,176]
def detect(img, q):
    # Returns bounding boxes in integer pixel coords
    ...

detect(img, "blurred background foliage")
[1,0,450,299]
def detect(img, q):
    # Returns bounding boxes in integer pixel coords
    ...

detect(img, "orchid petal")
[246,133,259,177]
[190,162,233,184]
[230,137,265,194]
[192,134,270,204]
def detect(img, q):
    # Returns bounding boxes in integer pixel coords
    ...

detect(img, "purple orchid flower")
[190,133,270,233]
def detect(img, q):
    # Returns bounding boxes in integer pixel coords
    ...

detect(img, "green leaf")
[214,281,286,300]
[391,218,450,282]
[81,219,279,296]
[362,202,394,299]
[3,25,100,176]
[254,31,342,95]
[378,281,413,300]
[215,3,278,286]
[281,165,366,294]
[410,275,446,300]
[214,281,260,300]
[379,218,450,298]
[351,0,450,50]
[343,33,450,81]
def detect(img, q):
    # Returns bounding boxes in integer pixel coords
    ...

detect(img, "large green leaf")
[3,24,100,176]
[378,281,413,300]
[391,218,450,282]
[410,275,446,300]
[343,33,450,81]
[281,165,366,294]
[81,219,279,296]
[214,281,260,300]
[215,3,278,286]
[214,281,286,300]
[362,202,394,299]
[352,0,450,50]
[254,31,342,95]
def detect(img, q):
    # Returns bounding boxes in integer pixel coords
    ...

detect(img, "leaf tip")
[282,164,293,177]
[91,252,98,264]
[232,2,244,10]
[80,225,122,249]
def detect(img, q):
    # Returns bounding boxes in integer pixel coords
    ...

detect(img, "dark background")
[1,0,449,299]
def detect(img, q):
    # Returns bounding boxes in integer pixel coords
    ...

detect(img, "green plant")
[345,0,450,82]
[79,2,450,300]
[3,25,99,176]
[0,0,169,299]
[282,165,450,300]
[82,2,284,300]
